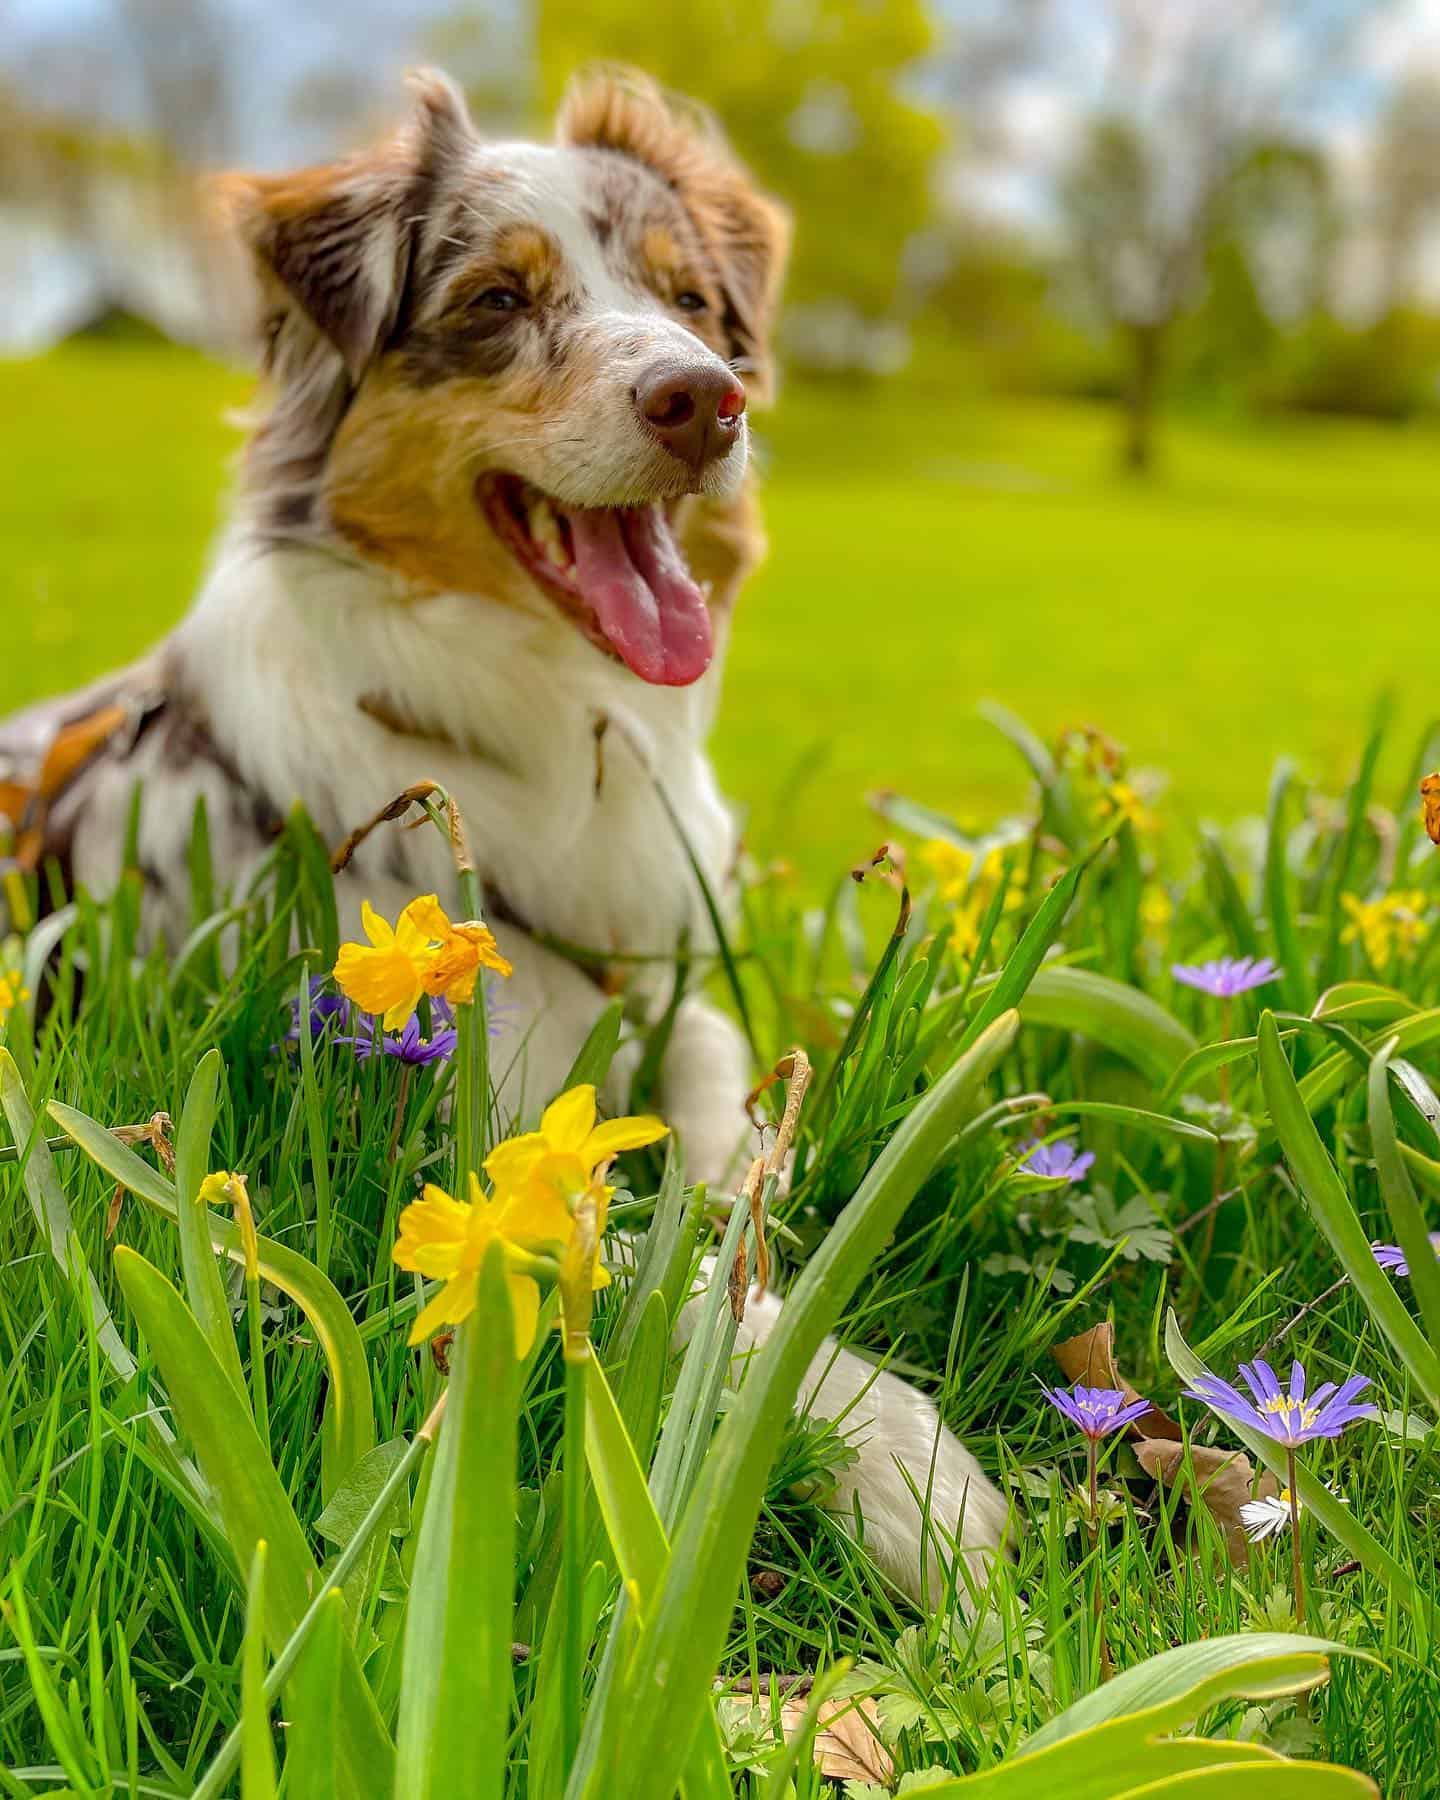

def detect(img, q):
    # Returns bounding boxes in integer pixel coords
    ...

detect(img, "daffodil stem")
[454,863,491,1177]
[244,1270,269,1455]
[190,1416,438,1800]
[561,1351,587,1777]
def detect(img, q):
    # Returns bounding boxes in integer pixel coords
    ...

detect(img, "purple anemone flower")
[1171,955,1281,999]
[1372,1233,1440,1279]
[284,980,352,1045]
[350,1005,459,1066]
[1184,1357,1377,1449]
[1041,1383,1153,1440]
[1020,1138,1096,1183]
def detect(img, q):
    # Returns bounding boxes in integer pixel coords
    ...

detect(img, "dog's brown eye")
[477,286,527,313]
[675,291,708,312]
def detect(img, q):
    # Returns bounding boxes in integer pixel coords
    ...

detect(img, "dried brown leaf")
[779,1696,893,1785]
[1135,1437,1279,1567]
[1052,1321,1182,1440]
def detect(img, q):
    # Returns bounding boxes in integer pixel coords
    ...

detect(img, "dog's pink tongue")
[565,506,712,686]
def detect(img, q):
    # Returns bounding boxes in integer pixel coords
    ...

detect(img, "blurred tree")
[1059,0,1369,472]
[1374,74,1440,316]
[535,0,946,329]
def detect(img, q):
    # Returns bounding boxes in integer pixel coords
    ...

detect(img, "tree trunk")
[1121,322,1164,474]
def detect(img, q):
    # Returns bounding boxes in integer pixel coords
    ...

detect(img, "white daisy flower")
[1240,1485,1348,1542]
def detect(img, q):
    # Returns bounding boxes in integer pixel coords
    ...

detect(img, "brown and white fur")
[0,69,1006,1606]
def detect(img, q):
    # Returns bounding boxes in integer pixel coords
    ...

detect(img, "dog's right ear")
[217,70,474,379]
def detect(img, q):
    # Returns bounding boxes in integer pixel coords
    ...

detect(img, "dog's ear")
[218,70,475,379]
[557,67,790,401]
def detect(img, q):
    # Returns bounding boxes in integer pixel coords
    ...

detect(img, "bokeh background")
[3,0,1439,880]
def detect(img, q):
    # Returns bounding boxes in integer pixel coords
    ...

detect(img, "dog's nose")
[635,363,746,471]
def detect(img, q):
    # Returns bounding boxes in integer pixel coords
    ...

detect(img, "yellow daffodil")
[1341,890,1428,968]
[1096,780,1154,834]
[406,895,513,1004]
[918,840,1019,958]
[1140,884,1173,944]
[333,893,512,1029]
[395,1164,611,1353]
[393,1086,666,1354]
[0,964,29,1021]
[482,1083,667,1211]
[334,900,435,1030]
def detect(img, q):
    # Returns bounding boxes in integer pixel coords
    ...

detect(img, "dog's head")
[221,69,788,688]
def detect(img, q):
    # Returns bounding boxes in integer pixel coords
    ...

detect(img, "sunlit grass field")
[4,342,1439,876]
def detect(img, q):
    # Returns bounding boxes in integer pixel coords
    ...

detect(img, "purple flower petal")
[1189,1357,1377,1447]
[1172,955,1282,999]
[1020,1138,1095,1183]
[1373,1233,1440,1280]
[1041,1381,1152,1439]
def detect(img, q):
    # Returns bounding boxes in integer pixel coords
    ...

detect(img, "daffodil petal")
[407,1270,477,1345]
[360,900,394,950]
[484,1135,549,1191]
[507,1274,541,1357]
[540,1084,597,1153]
[583,1115,669,1167]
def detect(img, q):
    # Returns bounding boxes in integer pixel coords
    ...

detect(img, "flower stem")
[1287,1448,1305,1632]
[561,1351,588,1777]
[1088,1435,1111,1682]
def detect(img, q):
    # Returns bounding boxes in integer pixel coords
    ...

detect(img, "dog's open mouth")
[479,473,712,687]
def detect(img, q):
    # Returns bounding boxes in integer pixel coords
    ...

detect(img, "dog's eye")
[675,291,708,312]
[476,286,528,313]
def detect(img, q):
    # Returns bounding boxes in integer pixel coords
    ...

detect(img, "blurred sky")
[5,0,1440,335]
[5,0,1437,176]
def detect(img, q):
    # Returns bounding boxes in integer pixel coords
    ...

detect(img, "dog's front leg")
[728,1286,1010,1612]
[654,996,755,1191]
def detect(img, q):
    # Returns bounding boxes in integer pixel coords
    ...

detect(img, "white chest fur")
[170,534,737,965]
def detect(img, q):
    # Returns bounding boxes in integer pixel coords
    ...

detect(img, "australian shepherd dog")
[0,68,1006,1606]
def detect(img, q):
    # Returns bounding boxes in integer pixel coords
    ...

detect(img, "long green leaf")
[957,860,1090,1057]
[1115,1768,1374,1798]
[1263,762,1311,1017]
[979,964,1195,1087]
[112,1248,395,1793]
[50,1099,376,1482]
[1257,1012,1440,1414]
[1022,1632,1354,1753]
[241,1546,278,1800]
[587,1011,1020,1800]
[173,1049,245,1396]
[396,1246,518,1800]
[1367,1040,1440,1353]
[1165,1310,1413,1603]
[284,1588,344,1800]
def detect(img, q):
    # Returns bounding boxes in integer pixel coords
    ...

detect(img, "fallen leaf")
[1052,1321,1181,1440]
[779,1696,894,1785]
[1134,1437,1279,1566]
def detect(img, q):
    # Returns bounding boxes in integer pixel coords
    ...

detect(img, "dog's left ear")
[217,70,475,379]
[557,68,791,401]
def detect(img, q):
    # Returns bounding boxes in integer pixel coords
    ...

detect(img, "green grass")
[3,701,1440,1793]
[5,343,1440,879]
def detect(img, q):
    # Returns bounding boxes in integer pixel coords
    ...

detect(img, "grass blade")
[1257,1011,1440,1414]
[1367,1039,1440,1352]
[50,1099,377,1484]
[112,1247,395,1794]
[587,1010,1020,1800]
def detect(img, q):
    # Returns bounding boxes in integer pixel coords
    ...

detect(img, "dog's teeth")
[527,497,568,566]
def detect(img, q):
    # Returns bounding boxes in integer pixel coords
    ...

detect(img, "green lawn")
[6,342,1439,877]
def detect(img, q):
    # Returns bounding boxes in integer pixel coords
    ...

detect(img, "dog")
[0,68,1006,1607]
